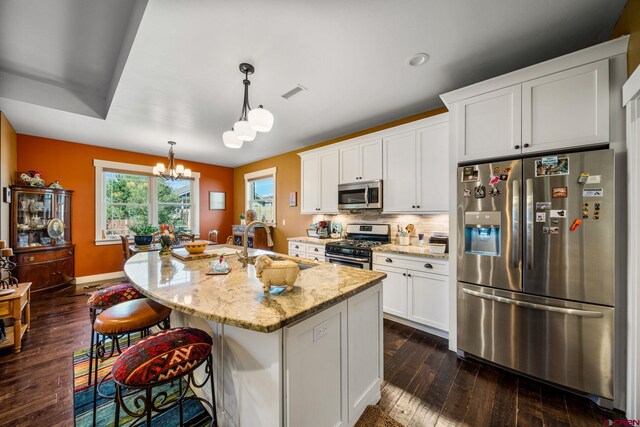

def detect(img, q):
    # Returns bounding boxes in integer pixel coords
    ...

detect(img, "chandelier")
[223,63,274,149]
[153,141,191,180]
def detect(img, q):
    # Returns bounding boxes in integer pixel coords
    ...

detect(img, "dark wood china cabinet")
[10,186,75,292]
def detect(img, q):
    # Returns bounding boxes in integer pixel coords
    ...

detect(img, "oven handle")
[462,288,603,318]
[325,253,370,263]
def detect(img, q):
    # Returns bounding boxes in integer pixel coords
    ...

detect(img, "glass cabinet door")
[56,193,72,244]
[16,191,54,248]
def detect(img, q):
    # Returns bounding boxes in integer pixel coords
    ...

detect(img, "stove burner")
[330,239,383,249]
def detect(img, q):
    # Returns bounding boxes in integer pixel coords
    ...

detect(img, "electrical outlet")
[282,219,286,226]
[313,321,329,342]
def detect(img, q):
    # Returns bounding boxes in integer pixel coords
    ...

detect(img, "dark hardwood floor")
[0,287,625,426]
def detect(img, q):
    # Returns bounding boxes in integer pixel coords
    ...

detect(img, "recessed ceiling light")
[407,53,430,67]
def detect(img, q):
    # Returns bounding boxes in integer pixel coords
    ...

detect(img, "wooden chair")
[208,230,219,244]
[172,233,195,247]
[120,235,131,261]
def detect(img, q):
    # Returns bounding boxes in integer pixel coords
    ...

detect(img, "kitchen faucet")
[238,221,273,268]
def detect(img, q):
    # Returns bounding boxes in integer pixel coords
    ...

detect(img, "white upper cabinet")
[522,59,609,153]
[456,85,522,162]
[339,139,382,184]
[383,115,449,213]
[441,37,628,163]
[300,149,339,214]
[416,122,449,212]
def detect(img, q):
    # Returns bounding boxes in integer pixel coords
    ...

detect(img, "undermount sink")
[248,254,317,270]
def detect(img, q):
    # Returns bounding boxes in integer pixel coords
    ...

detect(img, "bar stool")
[86,282,144,385]
[92,298,172,426]
[111,327,217,426]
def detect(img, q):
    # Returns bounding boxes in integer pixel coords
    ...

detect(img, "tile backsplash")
[312,213,449,244]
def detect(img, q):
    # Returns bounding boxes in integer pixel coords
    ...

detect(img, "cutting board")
[171,248,219,261]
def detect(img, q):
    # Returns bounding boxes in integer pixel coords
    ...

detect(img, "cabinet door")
[285,301,348,427]
[300,155,320,214]
[382,131,416,213]
[416,122,449,212]
[376,265,407,318]
[522,59,609,153]
[407,271,448,331]
[339,144,361,184]
[359,139,382,181]
[457,84,522,162]
[57,257,74,283]
[17,264,53,292]
[319,150,339,213]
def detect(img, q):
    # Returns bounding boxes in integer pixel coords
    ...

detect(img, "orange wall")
[233,107,448,254]
[611,0,640,76]
[1,112,17,242]
[17,135,234,277]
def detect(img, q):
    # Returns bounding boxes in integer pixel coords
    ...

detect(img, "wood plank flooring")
[0,287,627,426]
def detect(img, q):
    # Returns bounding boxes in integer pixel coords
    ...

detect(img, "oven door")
[325,253,370,269]
[337,180,382,210]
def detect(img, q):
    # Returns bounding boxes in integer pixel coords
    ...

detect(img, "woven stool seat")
[94,298,171,335]
[112,327,212,386]
[87,282,144,310]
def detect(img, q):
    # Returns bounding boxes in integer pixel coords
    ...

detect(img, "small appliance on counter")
[428,232,449,253]
[307,220,332,239]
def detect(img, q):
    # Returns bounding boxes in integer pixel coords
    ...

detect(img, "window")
[245,167,276,224]
[95,160,200,244]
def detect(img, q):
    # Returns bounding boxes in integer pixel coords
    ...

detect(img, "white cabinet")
[300,149,339,214]
[288,241,326,261]
[456,85,522,162]
[383,116,449,213]
[285,301,348,427]
[373,253,449,333]
[339,139,382,184]
[522,59,609,153]
[407,271,449,331]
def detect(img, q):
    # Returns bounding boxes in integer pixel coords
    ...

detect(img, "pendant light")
[224,63,273,148]
[153,141,192,180]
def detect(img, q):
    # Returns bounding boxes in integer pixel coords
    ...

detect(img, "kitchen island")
[124,245,386,427]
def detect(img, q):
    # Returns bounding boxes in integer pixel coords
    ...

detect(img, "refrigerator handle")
[512,179,520,269]
[525,178,534,270]
[462,288,604,318]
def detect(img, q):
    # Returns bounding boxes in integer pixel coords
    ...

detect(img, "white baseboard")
[74,271,126,285]
[383,313,449,341]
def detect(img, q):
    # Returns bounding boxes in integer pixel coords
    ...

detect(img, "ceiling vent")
[281,85,307,100]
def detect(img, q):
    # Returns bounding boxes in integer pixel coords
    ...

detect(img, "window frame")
[94,159,200,245]
[244,167,277,225]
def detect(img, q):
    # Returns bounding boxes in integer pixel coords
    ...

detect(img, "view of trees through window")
[104,171,192,238]
[247,177,274,223]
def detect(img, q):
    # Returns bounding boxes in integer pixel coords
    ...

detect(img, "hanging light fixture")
[153,141,192,180]
[224,63,274,148]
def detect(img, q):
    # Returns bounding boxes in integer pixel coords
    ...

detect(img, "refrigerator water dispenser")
[464,211,501,256]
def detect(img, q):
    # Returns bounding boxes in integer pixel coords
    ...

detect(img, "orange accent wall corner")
[17,134,234,278]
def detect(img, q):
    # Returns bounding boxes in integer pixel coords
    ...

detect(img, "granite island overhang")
[124,245,387,427]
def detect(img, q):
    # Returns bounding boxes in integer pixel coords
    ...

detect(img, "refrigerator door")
[523,149,615,306]
[457,159,522,291]
[457,282,614,399]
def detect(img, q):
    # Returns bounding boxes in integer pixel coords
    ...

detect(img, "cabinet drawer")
[288,242,306,253]
[373,253,448,276]
[305,253,323,262]
[288,250,305,259]
[15,247,74,264]
[0,300,9,317]
[305,244,325,256]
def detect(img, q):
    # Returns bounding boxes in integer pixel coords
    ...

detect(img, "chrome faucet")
[238,221,273,268]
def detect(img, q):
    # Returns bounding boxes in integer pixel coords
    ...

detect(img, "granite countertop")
[287,236,343,244]
[373,244,450,260]
[124,244,386,333]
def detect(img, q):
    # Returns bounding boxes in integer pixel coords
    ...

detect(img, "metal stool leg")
[114,384,121,427]
[87,308,96,386]
[209,354,218,427]
[179,378,184,426]
[146,388,153,426]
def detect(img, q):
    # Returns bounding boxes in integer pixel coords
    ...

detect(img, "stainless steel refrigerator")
[457,148,615,402]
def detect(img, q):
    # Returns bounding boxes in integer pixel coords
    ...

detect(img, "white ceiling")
[0,0,627,167]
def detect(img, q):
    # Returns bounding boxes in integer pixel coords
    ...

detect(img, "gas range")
[325,224,390,269]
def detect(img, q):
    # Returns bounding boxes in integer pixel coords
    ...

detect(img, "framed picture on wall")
[209,191,225,210]
[289,192,297,207]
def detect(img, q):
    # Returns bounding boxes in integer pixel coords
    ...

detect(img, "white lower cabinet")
[288,241,326,261]
[374,253,449,333]
[285,284,383,427]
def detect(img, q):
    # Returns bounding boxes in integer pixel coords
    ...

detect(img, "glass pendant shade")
[248,106,274,132]
[233,120,256,141]
[152,166,158,175]
[184,169,192,177]
[223,130,243,148]
[156,163,166,173]
[175,164,185,174]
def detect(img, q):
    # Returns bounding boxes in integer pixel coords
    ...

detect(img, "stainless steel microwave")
[337,180,383,210]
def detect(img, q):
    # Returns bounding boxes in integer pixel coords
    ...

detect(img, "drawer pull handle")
[295,245,299,249]
[385,258,393,263]
[28,256,35,262]
[68,251,72,255]
[314,248,318,252]
[424,263,433,269]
